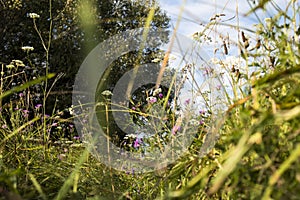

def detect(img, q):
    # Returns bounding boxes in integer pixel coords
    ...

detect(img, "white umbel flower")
[21,46,34,52]
[153,88,162,96]
[152,58,161,63]
[101,90,113,96]
[27,13,40,19]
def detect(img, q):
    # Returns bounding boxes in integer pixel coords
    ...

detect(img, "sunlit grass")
[1,0,300,199]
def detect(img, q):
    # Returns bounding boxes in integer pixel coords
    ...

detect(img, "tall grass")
[1,0,300,199]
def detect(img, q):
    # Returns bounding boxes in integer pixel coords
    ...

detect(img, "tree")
[0,0,171,142]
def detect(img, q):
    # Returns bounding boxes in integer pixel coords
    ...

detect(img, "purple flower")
[171,125,181,135]
[158,93,163,98]
[133,138,140,148]
[146,97,157,104]
[73,136,80,140]
[200,119,205,125]
[41,114,50,120]
[52,122,58,127]
[35,104,42,109]
[19,93,24,97]
[199,110,206,115]
[22,110,29,117]
[2,124,7,129]
[22,109,29,114]
[131,106,136,110]
[184,99,190,105]
[216,84,221,90]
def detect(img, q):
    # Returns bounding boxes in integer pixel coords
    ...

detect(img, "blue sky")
[158,0,293,36]
[153,0,296,110]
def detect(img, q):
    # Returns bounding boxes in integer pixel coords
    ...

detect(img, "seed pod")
[255,39,261,49]
[223,40,228,55]
[241,31,247,42]
[231,65,236,73]
[244,40,249,49]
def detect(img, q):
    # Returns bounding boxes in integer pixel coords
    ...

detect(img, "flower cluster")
[21,46,34,52]
[27,13,40,19]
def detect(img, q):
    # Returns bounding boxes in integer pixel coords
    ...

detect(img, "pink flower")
[146,97,157,104]
[35,104,42,109]
[134,138,140,148]
[184,99,190,105]
[171,125,181,135]
[199,110,206,115]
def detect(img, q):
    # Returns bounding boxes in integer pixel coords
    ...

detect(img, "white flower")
[152,58,161,63]
[6,64,15,69]
[27,13,40,19]
[189,119,199,126]
[68,105,74,115]
[11,60,25,67]
[169,54,177,60]
[101,90,113,96]
[146,96,157,103]
[264,18,272,29]
[21,46,34,52]
[153,88,162,96]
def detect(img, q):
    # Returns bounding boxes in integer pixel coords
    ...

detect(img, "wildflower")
[146,96,157,104]
[203,67,213,76]
[152,58,161,63]
[73,136,80,140]
[22,110,29,117]
[184,99,190,105]
[6,64,15,69]
[158,93,163,98]
[131,106,136,110]
[35,104,42,109]
[27,13,40,19]
[200,119,205,125]
[189,119,199,126]
[68,105,74,115]
[216,84,221,90]
[58,154,66,160]
[19,93,24,97]
[133,138,140,148]
[12,60,25,67]
[52,122,58,127]
[171,125,181,135]
[153,88,162,96]
[264,18,272,28]
[2,124,7,129]
[101,90,113,96]
[21,46,34,52]
[199,110,206,115]
[169,54,177,60]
